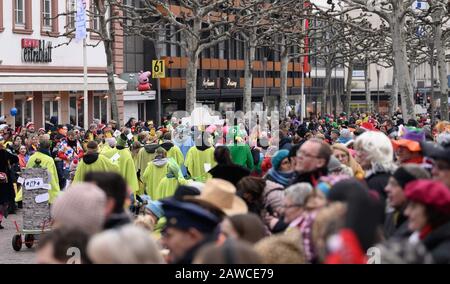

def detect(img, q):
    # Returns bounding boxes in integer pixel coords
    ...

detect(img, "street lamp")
[376,68,380,113]
[263,57,268,112]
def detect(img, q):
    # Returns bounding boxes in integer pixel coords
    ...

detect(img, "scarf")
[267,168,294,187]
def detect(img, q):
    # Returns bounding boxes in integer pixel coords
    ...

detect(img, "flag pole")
[83,38,88,129]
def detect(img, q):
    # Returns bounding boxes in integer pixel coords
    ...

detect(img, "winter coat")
[142,158,169,200]
[422,221,450,264]
[73,153,120,183]
[0,149,19,204]
[263,180,285,215]
[101,147,139,194]
[185,146,216,181]
[365,171,391,200]
[208,164,250,185]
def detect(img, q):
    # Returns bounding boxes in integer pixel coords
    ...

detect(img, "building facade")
[0,0,126,129]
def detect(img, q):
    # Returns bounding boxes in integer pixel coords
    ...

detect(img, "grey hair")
[354,131,397,173]
[284,183,313,207]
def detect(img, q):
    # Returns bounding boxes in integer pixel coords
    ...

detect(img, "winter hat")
[327,156,342,173]
[26,122,34,129]
[51,183,107,235]
[116,133,128,148]
[271,149,290,170]
[392,127,425,152]
[145,200,164,219]
[405,180,450,215]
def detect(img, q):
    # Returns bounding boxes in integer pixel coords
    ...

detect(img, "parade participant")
[73,141,119,183]
[185,132,216,181]
[392,127,425,165]
[108,120,118,132]
[51,183,107,236]
[404,180,450,264]
[84,172,131,230]
[266,150,295,188]
[88,224,164,264]
[331,143,364,179]
[135,142,160,180]
[101,134,139,194]
[420,138,450,188]
[227,126,254,170]
[155,159,186,200]
[354,131,396,199]
[292,138,332,187]
[100,137,116,154]
[84,123,98,142]
[26,138,60,203]
[208,146,250,184]
[0,137,19,228]
[160,198,221,264]
[384,165,431,239]
[25,122,36,138]
[160,132,184,169]
[142,147,170,199]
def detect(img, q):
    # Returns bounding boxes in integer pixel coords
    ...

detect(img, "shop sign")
[21,39,52,63]
[221,77,238,88]
[201,78,216,89]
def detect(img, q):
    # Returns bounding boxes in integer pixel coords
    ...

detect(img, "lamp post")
[376,68,380,113]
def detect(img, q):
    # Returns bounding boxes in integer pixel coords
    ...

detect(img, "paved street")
[0,211,36,264]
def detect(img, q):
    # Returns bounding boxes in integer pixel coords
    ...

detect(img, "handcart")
[12,159,52,251]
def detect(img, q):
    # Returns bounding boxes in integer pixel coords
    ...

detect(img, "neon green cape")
[101,148,139,194]
[26,151,61,204]
[184,146,216,181]
[73,154,120,183]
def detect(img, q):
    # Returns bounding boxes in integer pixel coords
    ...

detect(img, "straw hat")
[185,178,248,216]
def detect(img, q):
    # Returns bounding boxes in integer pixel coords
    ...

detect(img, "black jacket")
[423,221,450,264]
[384,210,412,240]
[291,167,328,187]
[0,149,19,204]
[208,164,250,185]
[103,212,131,230]
[366,171,391,200]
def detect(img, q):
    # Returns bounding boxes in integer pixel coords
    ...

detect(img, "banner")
[75,0,87,41]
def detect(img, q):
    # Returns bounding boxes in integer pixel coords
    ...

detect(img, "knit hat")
[405,180,450,215]
[271,149,290,170]
[51,183,107,235]
[145,200,164,219]
[105,137,117,147]
[116,133,128,148]
[26,122,34,129]
[327,156,342,173]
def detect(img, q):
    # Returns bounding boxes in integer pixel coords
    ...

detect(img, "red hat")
[361,122,377,131]
[26,122,34,129]
[405,180,450,215]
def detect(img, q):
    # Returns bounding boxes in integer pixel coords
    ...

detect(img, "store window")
[138,102,146,121]
[67,0,76,30]
[42,0,52,29]
[15,0,25,26]
[70,95,85,128]
[43,98,59,125]
[93,95,108,124]
[14,97,33,126]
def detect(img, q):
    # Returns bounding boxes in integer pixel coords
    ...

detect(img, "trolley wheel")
[25,234,34,248]
[12,235,22,251]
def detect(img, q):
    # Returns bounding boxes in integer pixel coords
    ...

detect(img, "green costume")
[101,147,140,194]
[73,153,119,183]
[155,159,186,200]
[228,144,254,170]
[26,151,61,204]
[160,141,185,169]
[141,157,169,200]
[135,144,160,177]
[184,146,216,181]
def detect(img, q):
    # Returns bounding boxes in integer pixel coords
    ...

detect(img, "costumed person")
[73,141,119,183]
[173,124,194,177]
[227,125,254,170]
[54,130,84,189]
[142,147,170,200]
[185,131,216,182]
[0,137,19,228]
[100,137,116,155]
[135,142,160,183]
[160,132,184,170]
[391,127,425,165]
[155,158,187,200]
[26,138,60,204]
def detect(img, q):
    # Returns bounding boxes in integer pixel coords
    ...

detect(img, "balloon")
[10,108,18,117]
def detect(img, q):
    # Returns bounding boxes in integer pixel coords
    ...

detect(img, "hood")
[83,153,99,165]
[144,144,160,154]
[196,144,211,151]
[153,157,168,167]
[160,141,174,152]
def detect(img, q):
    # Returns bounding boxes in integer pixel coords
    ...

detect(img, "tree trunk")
[185,51,198,112]
[364,60,372,114]
[243,33,256,114]
[389,65,399,116]
[280,39,289,120]
[98,5,119,126]
[344,61,353,114]
[390,13,415,120]
[430,57,436,124]
[322,62,332,116]
[434,10,449,120]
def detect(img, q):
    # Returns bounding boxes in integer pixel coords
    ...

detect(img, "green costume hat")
[116,133,128,148]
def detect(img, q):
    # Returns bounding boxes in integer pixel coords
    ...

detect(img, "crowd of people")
[0,110,450,264]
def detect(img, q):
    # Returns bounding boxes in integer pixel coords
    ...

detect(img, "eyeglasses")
[296,150,320,159]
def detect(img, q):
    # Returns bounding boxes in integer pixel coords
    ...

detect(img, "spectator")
[266,149,295,188]
[208,146,250,184]
[220,213,267,244]
[193,239,262,264]
[254,231,306,264]
[236,177,265,215]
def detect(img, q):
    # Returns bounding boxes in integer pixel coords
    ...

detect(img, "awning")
[123,90,156,101]
[0,74,128,92]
